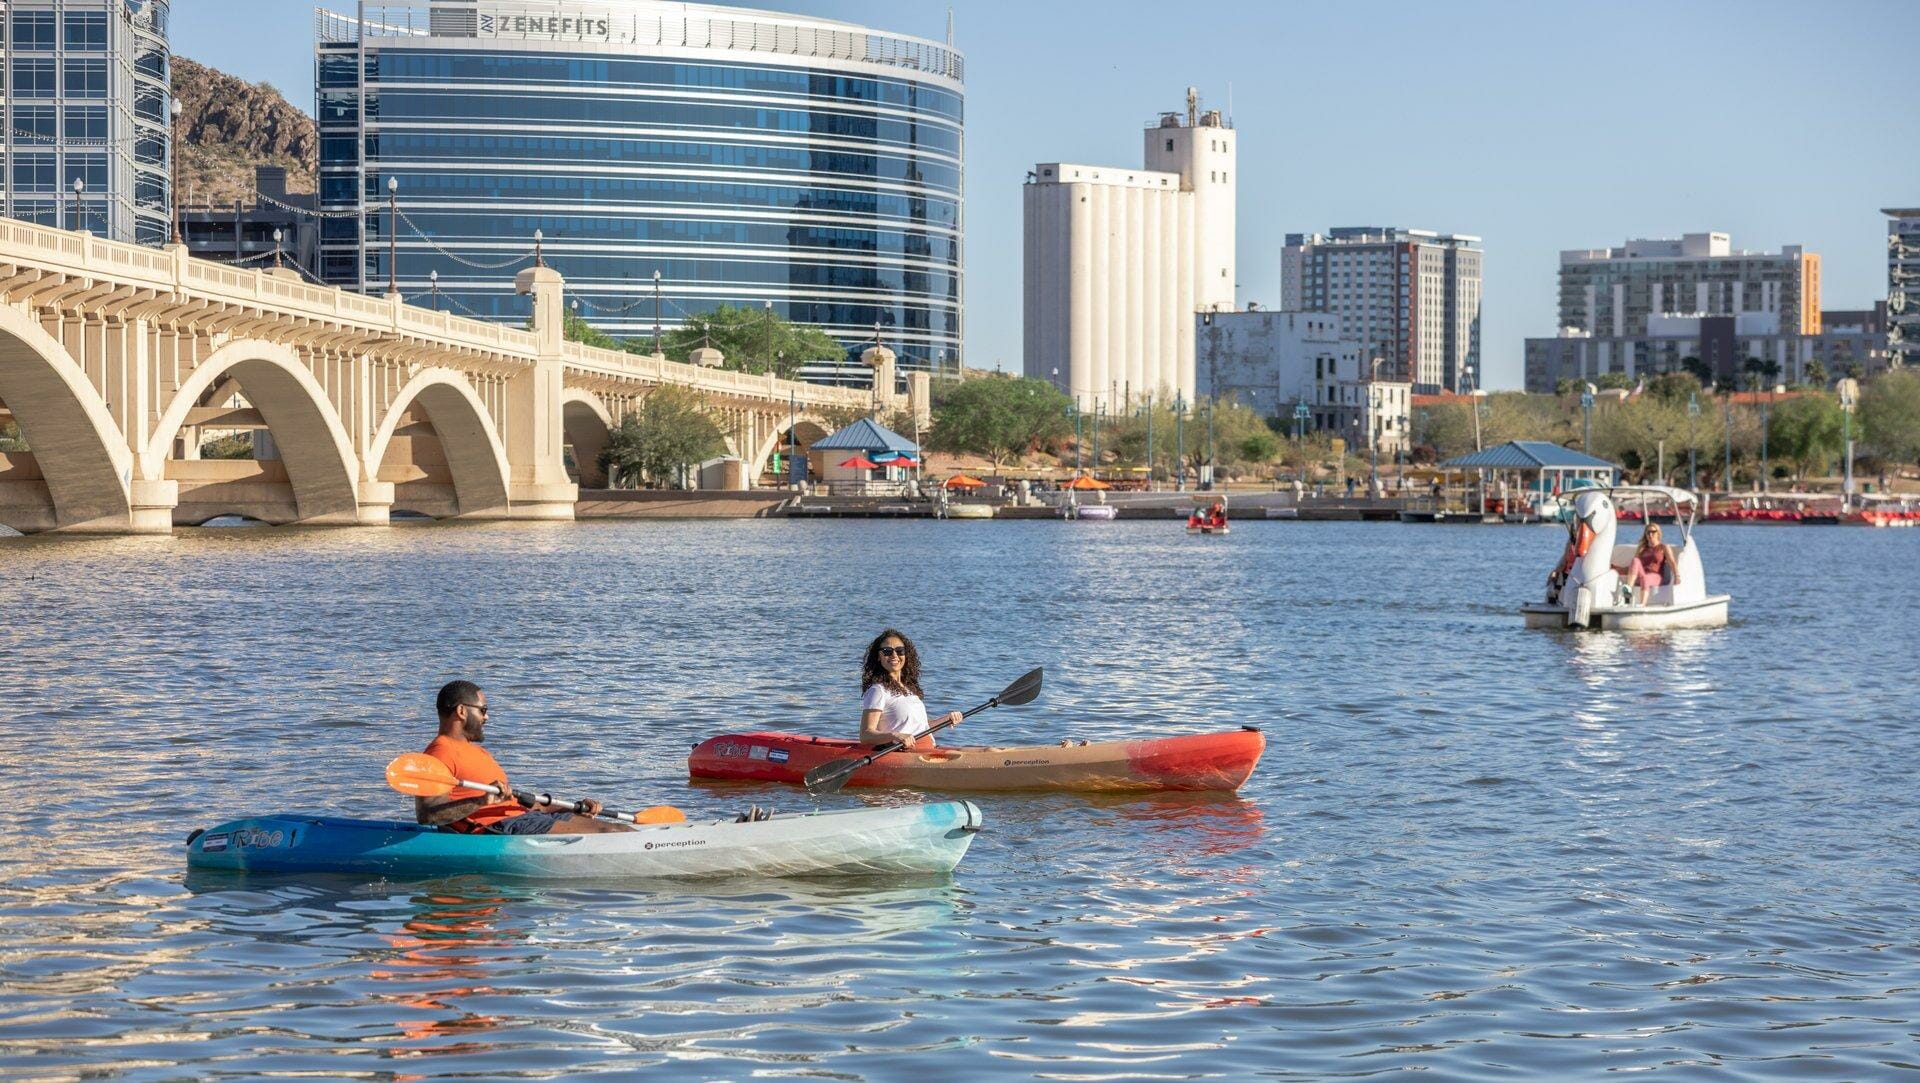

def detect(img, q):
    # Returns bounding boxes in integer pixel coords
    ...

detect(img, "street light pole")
[386,176,399,296]
[1581,384,1595,454]
[763,299,774,374]
[169,96,184,245]
[652,269,662,355]
[1175,394,1185,491]
[1687,392,1700,491]
[70,178,85,233]
[1839,377,1860,510]
[1145,392,1155,491]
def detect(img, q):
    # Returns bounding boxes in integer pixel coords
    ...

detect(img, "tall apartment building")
[1524,232,1838,392]
[0,0,172,245]
[1556,232,1821,339]
[1281,227,1482,394]
[1023,88,1235,408]
[1888,208,1919,368]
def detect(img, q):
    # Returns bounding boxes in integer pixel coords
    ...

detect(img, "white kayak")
[185,801,984,880]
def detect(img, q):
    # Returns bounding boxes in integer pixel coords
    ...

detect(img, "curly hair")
[861,629,924,698]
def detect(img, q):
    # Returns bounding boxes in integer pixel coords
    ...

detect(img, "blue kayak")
[187,801,983,880]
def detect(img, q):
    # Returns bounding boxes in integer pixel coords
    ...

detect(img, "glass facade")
[315,1,964,378]
[0,0,172,245]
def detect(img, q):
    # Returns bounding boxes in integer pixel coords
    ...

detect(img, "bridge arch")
[747,413,834,484]
[561,388,613,488]
[146,340,361,525]
[369,367,511,518]
[0,306,133,532]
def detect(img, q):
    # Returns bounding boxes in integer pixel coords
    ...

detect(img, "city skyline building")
[312,0,964,381]
[1281,226,1482,395]
[1022,87,1235,408]
[1195,308,1410,455]
[1,0,172,245]
[1887,208,1918,369]
[1524,305,1891,394]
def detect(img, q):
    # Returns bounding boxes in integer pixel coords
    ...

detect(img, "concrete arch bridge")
[0,219,918,534]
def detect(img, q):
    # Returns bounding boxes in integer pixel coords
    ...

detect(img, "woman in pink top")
[1624,523,1679,605]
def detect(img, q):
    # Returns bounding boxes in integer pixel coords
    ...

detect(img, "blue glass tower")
[315,2,963,381]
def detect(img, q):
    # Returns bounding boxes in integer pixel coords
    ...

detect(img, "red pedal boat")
[689,727,1264,793]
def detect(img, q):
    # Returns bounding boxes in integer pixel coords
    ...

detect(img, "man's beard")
[466,720,486,742]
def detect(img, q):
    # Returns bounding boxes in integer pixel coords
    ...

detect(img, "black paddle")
[803,667,1044,795]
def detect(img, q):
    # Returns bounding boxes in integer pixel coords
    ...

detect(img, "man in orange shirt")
[417,680,631,835]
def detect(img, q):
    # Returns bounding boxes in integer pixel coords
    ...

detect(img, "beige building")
[1022,88,1235,408]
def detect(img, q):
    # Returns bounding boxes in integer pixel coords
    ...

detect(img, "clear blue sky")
[176,0,1917,389]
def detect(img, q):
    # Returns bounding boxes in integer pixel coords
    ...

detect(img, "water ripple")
[2,520,1917,1079]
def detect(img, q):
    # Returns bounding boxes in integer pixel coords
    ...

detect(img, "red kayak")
[688,727,1264,793]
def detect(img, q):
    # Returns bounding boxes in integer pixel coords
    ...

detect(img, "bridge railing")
[1,214,877,407]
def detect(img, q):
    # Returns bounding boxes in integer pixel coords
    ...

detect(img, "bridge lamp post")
[651,269,662,355]
[271,228,283,270]
[169,96,183,245]
[386,176,399,296]
[762,299,775,373]
[70,178,84,234]
[429,269,439,312]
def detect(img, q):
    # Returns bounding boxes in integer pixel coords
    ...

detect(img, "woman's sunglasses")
[877,646,908,658]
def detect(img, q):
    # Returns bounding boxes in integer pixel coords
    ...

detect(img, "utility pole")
[652,269,663,355]
[1723,391,1733,488]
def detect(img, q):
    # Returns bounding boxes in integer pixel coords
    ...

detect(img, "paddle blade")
[385,753,457,797]
[995,667,1044,708]
[803,756,864,796]
[634,805,686,825]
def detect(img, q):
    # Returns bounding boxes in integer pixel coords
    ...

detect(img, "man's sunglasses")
[877,646,908,658]
[461,702,490,715]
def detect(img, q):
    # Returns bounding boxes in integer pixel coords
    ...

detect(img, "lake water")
[2,519,1917,1081]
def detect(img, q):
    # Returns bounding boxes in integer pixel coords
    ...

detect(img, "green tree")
[927,374,1071,469]
[1860,368,1920,468]
[596,386,727,488]
[199,433,254,459]
[1237,428,1280,466]
[1594,372,1634,391]
[1680,356,1714,385]
[562,311,622,350]
[1764,393,1843,480]
[660,304,842,379]
[1804,358,1829,389]
[1592,394,1725,483]
[0,421,27,452]
[1644,372,1702,405]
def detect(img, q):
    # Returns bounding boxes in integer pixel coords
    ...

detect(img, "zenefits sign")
[478,13,612,37]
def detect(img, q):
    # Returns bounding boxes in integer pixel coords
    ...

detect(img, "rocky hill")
[171,57,316,208]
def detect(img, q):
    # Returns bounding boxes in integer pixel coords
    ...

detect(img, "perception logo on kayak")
[714,742,749,759]
[643,838,708,851]
[1003,758,1052,767]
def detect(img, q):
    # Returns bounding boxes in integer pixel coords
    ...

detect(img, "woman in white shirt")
[860,629,963,748]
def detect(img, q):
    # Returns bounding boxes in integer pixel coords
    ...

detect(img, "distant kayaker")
[860,630,962,749]
[416,681,631,835]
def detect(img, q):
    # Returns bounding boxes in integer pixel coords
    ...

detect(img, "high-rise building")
[1887,208,1919,368]
[1281,227,1482,394]
[1523,231,1839,392]
[1023,88,1235,408]
[314,0,963,380]
[1,0,172,245]
[1555,233,1821,339]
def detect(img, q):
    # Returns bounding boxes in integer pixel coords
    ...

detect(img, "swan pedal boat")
[1521,485,1730,631]
[185,802,983,880]
[690,728,1264,793]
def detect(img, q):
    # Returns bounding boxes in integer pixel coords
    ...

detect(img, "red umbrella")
[838,456,882,470]
[945,474,987,489]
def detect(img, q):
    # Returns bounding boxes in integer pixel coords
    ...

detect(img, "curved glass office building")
[315,1,963,378]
